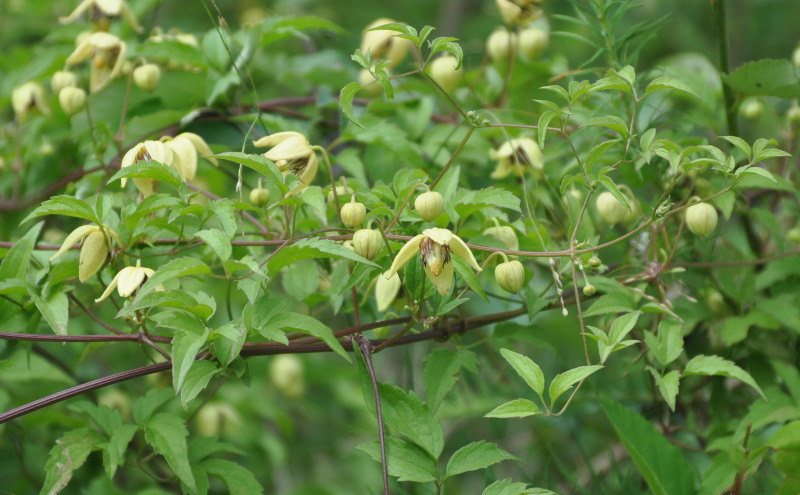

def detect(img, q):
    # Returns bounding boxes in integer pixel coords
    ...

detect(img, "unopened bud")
[352,229,382,260]
[583,284,597,296]
[595,192,630,225]
[414,191,444,221]
[588,256,601,268]
[483,225,519,251]
[249,187,270,206]
[79,229,109,282]
[341,196,366,228]
[269,355,304,398]
[685,202,718,237]
[133,64,161,92]
[519,28,548,60]
[428,55,462,93]
[487,29,518,62]
[51,71,78,93]
[495,260,525,293]
[59,87,87,116]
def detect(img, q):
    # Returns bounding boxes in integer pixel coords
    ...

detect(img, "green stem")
[714,0,739,136]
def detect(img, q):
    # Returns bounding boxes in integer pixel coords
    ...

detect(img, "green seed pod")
[415,190,444,221]
[353,229,383,260]
[495,260,525,293]
[583,284,597,296]
[340,196,366,228]
[249,187,270,206]
[588,256,601,268]
[595,192,630,225]
[740,99,763,120]
[685,202,718,236]
[59,87,86,116]
[133,64,161,92]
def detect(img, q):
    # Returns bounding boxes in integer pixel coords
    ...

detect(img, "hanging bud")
[353,229,383,260]
[328,185,353,204]
[789,227,800,244]
[519,27,548,60]
[58,87,87,115]
[428,55,462,93]
[740,99,763,120]
[269,355,305,398]
[51,71,78,93]
[789,104,800,124]
[583,284,597,296]
[78,229,109,283]
[196,403,241,436]
[133,64,161,92]
[588,256,601,268]
[415,191,444,221]
[375,272,401,311]
[793,45,800,69]
[358,68,386,96]
[685,202,718,237]
[495,260,525,293]
[595,192,630,225]
[12,81,50,121]
[486,29,518,61]
[249,187,270,206]
[340,196,366,228]
[483,225,519,251]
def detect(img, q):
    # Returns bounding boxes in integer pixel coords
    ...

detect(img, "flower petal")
[79,230,109,282]
[177,132,218,166]
[385,235,424,279]
[65,36,95,66]
[97,0,124,16]
[448,234,482,272]
[94,270,121,302]
[422,227,453,246]
[263,136,312,161]
[425,261,454,296]
[59,0,92,24]
[375,272,401,312]
[165,136,197,181]
[50,225,99,261]
[117,266,146,297]
[253,131,302,148]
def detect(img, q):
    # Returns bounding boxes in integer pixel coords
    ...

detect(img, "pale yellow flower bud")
[595,192,630,225]
[428,55,462,93]
[196,403,241,436]
[78,229,109,283]
[59,87,87,116]
[414,191,444,222]
[360,18,410,68]
[51,71,78,93]
[483,225,519,251]
[495,260,525,293]
[685,202,718,237]
[358,69,385,96]
[12,81,50,121]
[340,196,366,228]
[353,229,383,260]
[375,272,401,312]
[583,284,597,296]
[133,64,161,92]
[519,27,549,60]
[250,187,270,206]
[269,355,304,398]
[487,29,518,61]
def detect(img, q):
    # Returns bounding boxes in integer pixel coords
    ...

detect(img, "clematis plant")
[385,228,482,296]
[65,32,126,93]
[253,131,318,195]
[59,0,142,32]
[95,259,162,302]
[489,137,543,179]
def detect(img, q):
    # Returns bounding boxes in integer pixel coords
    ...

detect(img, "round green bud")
[787,227,800,244]
[588,256,601,268]
[353,229,383,260]
[519,27,548,60]
[685,202,718,236]
[595,192,630,225]
[249,187,270,206]
[415,190,444,221]
[495,260,525,293]
[340,196,366,228]
[486,29,518,61]
[133,64,162,92]
[583,284,597,296]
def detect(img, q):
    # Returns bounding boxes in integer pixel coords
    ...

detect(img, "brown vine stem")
[0,332,171,344]
[355,335,390,495]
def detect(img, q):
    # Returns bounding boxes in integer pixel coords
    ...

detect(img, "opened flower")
[95,259,162,302]
[66,32,126,93]
[254,132,318,194]
[60,0,142,32]
[50,224,120,282]
[490,137,543,179]
[375,272,401,312]
[385,228,482,296]
[120,140,173,196]
[12,81,50,121]
[160,132,218,182]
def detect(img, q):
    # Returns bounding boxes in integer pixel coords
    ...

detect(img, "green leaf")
[737,166,777,183]
[600,310,641,364]
[107,160,182,189]
[172,328,210,393]
[357,437,438,483]
[647,367,680,412]
[41,428,103,495]
[260,15,345,46]
[484,399,542,419]
[212,321,247,367]
[452,256,488,301]
[118,289,215,320]
[22,196,98,224]
[203,458,264,495]
[424,349,477,412]
[30,289,69,335]
[444,441,519,479]
[135,257,211,300]
[455,187,522,219]
[499,348,545,399]
[723,59,800,98]
[266,238,379,276]
[596,175,631,211]
[144,413,196,492]
[104,424,138,480]
[548,365,603,407]
[483,479,553,495]
[180,361,223,408]
[601,399,695,495]
[2,226,44,282]
[378,383,444,459]
[340,81,365,128]
[644,76,699,99]
[133,388,174,425]
[683,355,765,399]
[581,115,630,138]
[264,313,349,362]
[644,319,684,367]
[195,229,232,261]
[209,199,238,238]
[212,152,283,183]
[720,135,752,160]
[132,39,205,68]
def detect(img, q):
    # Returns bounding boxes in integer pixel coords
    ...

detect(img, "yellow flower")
[360,18,410,68]
[375,272,401,312]
[385,228,482,296]
[95,259,162,302]
[120,140,173,196]
[59,0,142,32]
[490,137,543,179]
[253,131,318,194]
[12,81,50,121]
[160,132,218,182]
[66,32,126,93]
[50,224,120,282]
[495,0,543,26]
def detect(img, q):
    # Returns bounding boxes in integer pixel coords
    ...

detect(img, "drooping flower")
[95,259,162,302]
[59,0,142,32]
[360,18,410,68]
[120,140,173,196]
[385,228,482,296]
[375,272,401,312]
[495,0,543,26]
[253,131,318,194]
[66,32,127,93]
[50,224,120,282]
[160,132,218,182]
[490,137,543,179]
[12,81,50,121]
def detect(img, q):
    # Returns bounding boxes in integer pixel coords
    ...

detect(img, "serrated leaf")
[683,355,765,398]
[172,328,210,393]
[266,237,379,276]
[107,161,182,189]
[424,349,476,412]
[31,289,69,335]
[581,115,630,138]
[647,367,680,412]
[340,81,365,128]
[135,257,210,300]
[378,383,444,459]
[264,312,349,362]
[133,388,174,424]
[195,229,232,261]
[600,311,641,364]
[0,223,42,279]
[549,365,603,407]
[444,441,519,479]
[203,458,264,495]
[104,424,138,480]
[601,399,694,495]
[144,413,196,492]
[41,428,103,495]
[22,197,98,224]
[357,437,438,483]
[483,479,552,495]
[117,289,214,320]
[737,166,776,183]
[723,59,800,98]
[180,361,223,408]
[484,399,542,419]
[499,348,545,399]
[720,135,752,160]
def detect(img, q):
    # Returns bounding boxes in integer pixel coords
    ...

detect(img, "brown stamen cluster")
[420,237,451,276]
